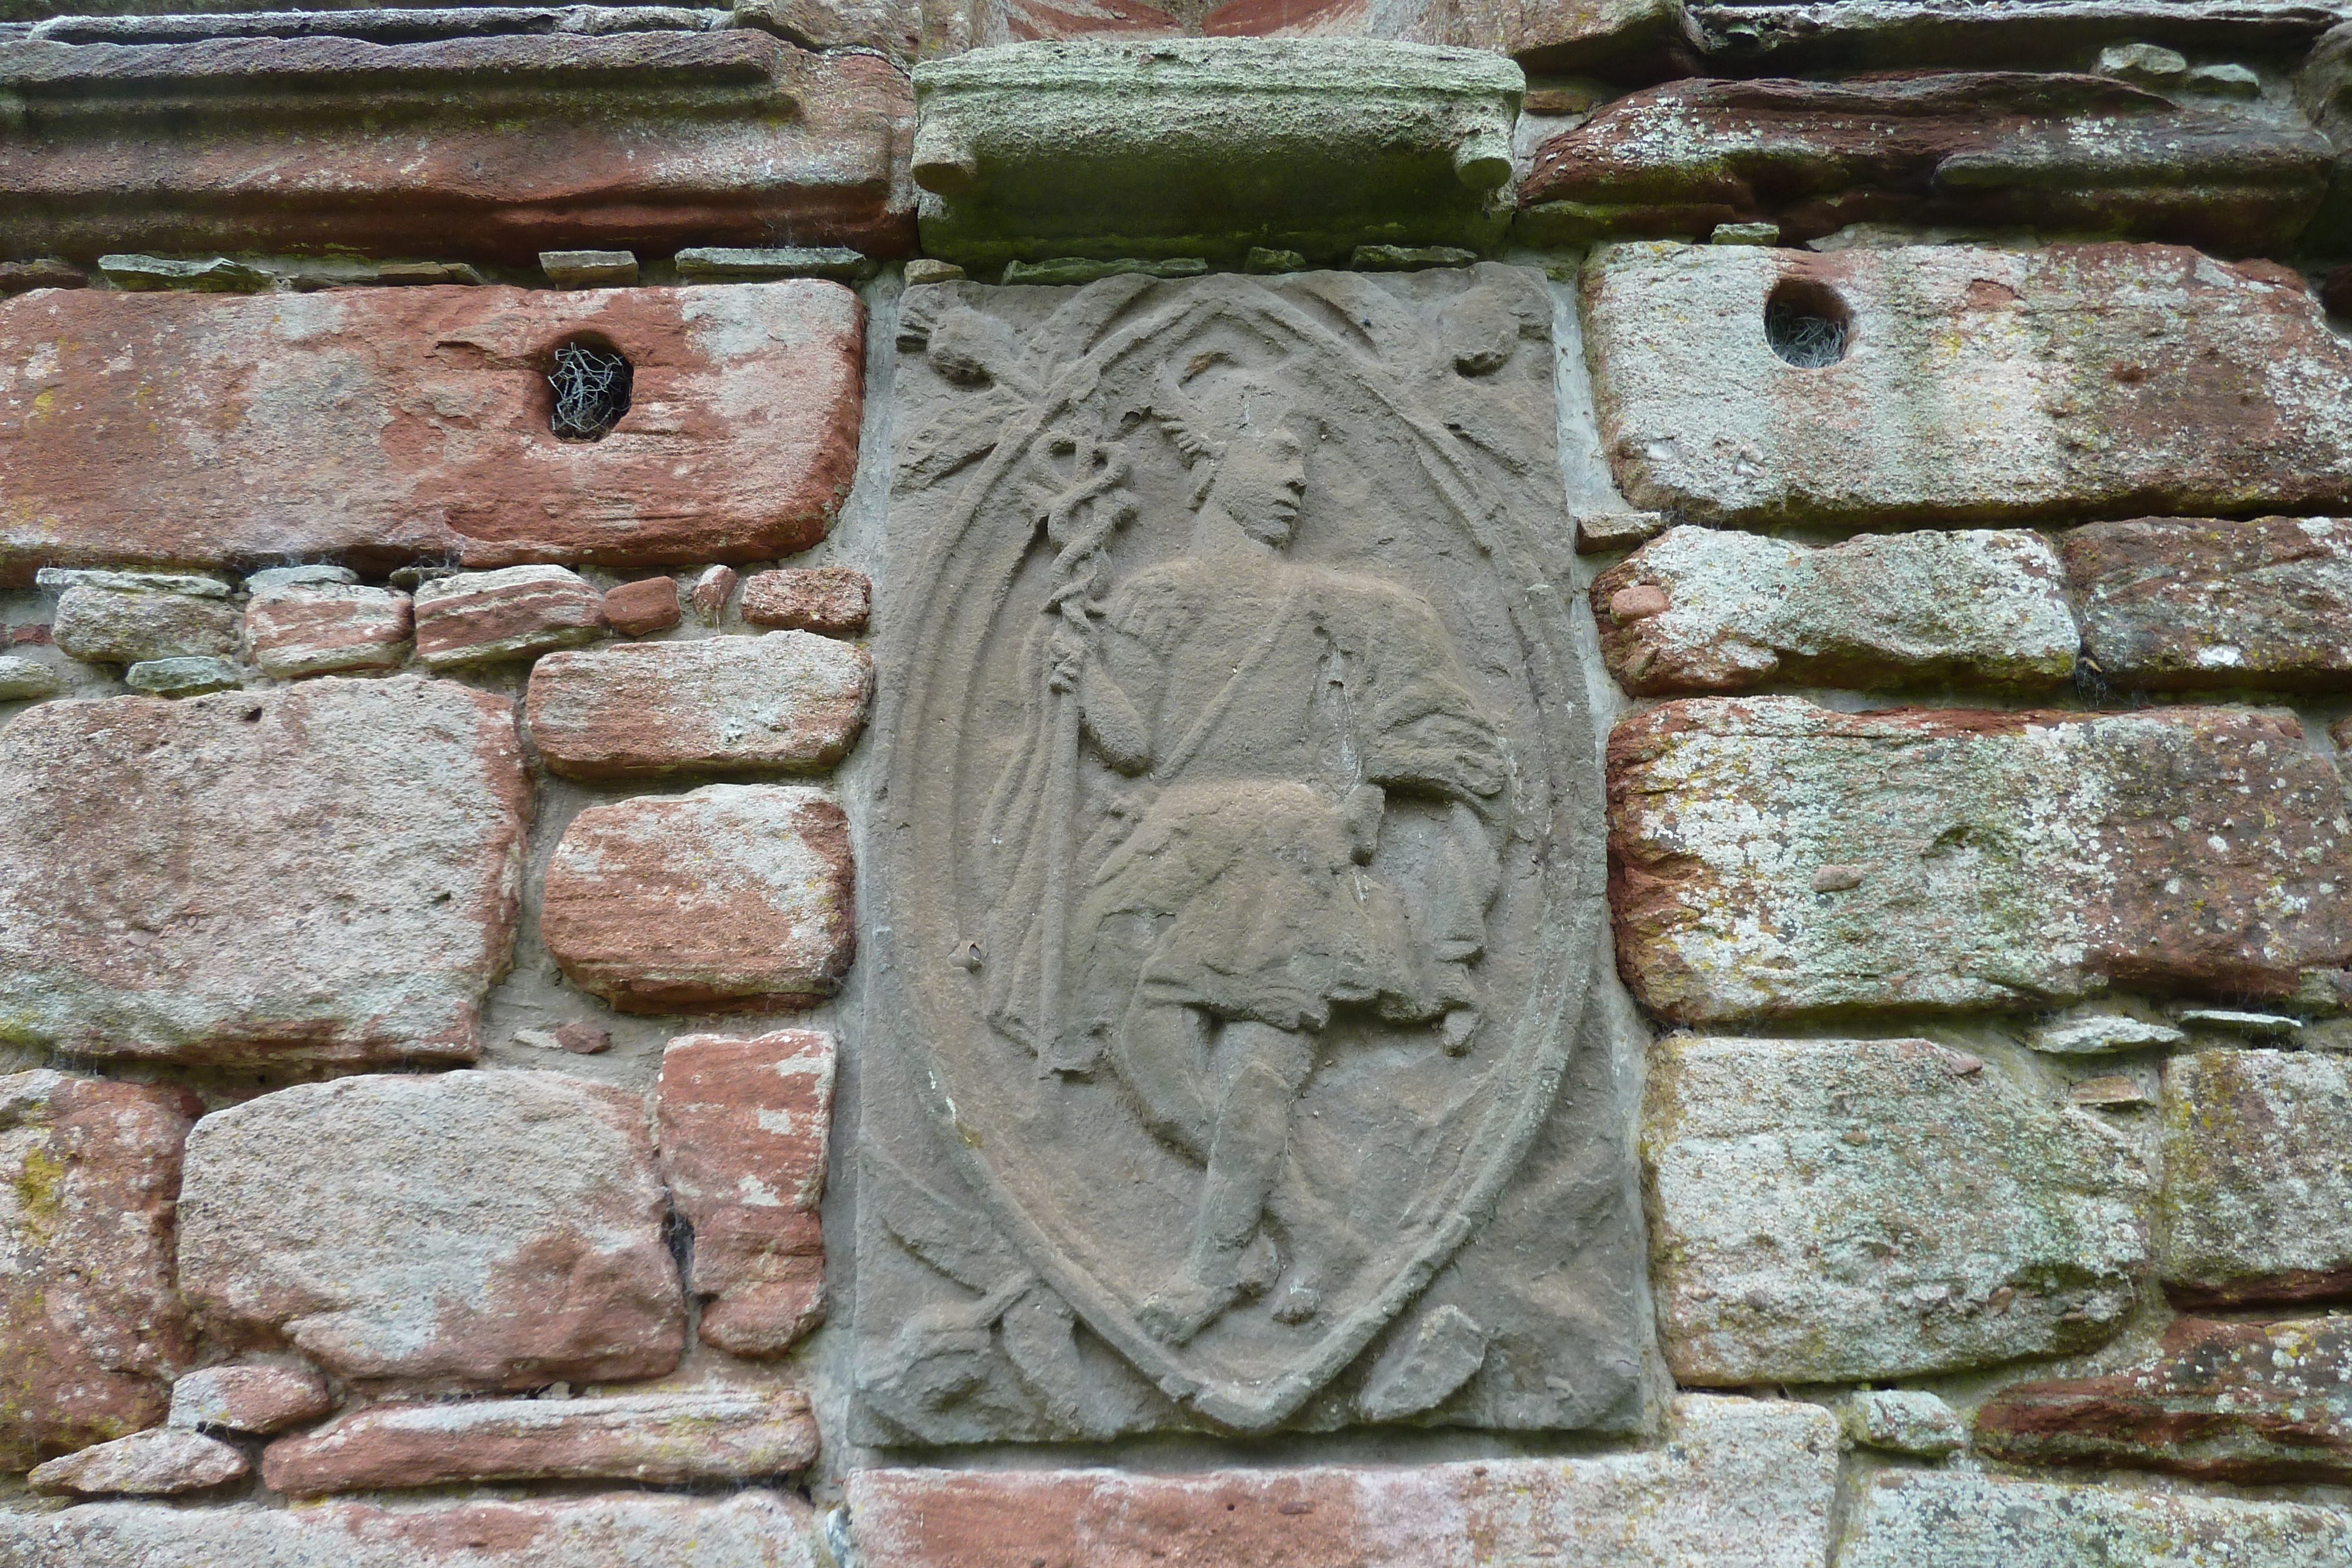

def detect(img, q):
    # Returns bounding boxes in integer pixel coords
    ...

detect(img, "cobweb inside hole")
[1763,279,1851,369]
[549,340,632,440]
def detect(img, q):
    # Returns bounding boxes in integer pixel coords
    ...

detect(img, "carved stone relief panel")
[857,265,1642,1443]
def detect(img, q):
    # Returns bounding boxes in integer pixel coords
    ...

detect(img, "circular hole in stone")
[547,336,633,441]
[1763,276,1852,368]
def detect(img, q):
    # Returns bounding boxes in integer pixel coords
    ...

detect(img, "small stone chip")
[1710,222,1781,246]
[1247,248,1308,273]
[1842,1389,1965,1457]
[0,656,64,700]
[540,249,639,287]
[904,259,967,286]
[691,564,739,625]
[600,576,683,638]
[1573,510,1670,553]
[1001,257,1208,285]
[1351,244,1477,270]
[2068,1075,2151,1108]
[125,657,241,697]
[2026,1014,2187,1054]
[98,254,272,292]
[674,246,876,282]
[2176,1008,2303,1036]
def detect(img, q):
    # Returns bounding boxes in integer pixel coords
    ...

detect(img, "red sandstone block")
[0,281,866,584]
[741,566,870,636]
[414,566,604,670]
[600,576,681,638]
[246,583,413,679]
[658,1029,836,1356]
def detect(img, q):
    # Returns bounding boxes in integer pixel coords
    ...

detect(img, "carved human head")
[1161,372,1308,548]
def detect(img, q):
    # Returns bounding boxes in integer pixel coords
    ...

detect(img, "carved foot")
[1271,1282,1322,1325]
[1140,1278,1232,1346]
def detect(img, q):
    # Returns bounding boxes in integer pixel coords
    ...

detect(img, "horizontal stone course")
[176,1070,685,1391]
[262,1389,818,1496]
[2063,515,2352,691]
[1643,1035,2147,1384]
[848,1395,1836,1567]
[1591,525,2076,693]
[1841,1469,2352,1568]
[2159,1048,2352,1308]
[1583,241,2352,529]
[0,676,530,1065]
[0,282,866,583]
[1609,697,2352,1022]
[526,631,872,781]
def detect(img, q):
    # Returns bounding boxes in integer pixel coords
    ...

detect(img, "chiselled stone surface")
[1524,74,2330,253]
[526,632,872,781]
[0,32,911,266]
[741,566,871,635]
[262,1390,819,1496]
[1592,525,2076,693]
[28,1429,248,1496]
[1582,242,2352,529]
[659,1030,836,1356]
[1645,1035,2147,1383]
[0,282,866,583]
[412,567,606,670]
[541,784,856,1013]
[52,583,239,665]
[245,581,413,680]
[850,1395,1835,1567]
[1609,698,2352,1022]
[0,1071,199,1469]
[1202,0,1701,79]
[177,1071,684,1390]
[0,677,529,1064]
[2062,516,2352,691]
[911,39,1525,266]
[0,1491,820,1568]
[862,266,1638,1445]
[1977,1315,2352,1483]
[1841,1469,2352,1568]
[2159,1049,2352,1307]
[599,575,681,638]
[169,1363,333,1435]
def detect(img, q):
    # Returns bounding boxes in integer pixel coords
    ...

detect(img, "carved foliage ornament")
[858,266,1638,1442]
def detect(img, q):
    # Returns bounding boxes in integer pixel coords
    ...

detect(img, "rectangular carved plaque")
[855,265,1644,1443]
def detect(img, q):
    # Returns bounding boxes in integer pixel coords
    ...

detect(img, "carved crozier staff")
[1033,434,1134,1072]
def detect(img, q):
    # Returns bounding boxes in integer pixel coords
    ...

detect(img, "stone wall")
[5,2,2352,1563]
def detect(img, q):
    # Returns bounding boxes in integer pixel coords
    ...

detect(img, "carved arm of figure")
[1048,623,1151,774]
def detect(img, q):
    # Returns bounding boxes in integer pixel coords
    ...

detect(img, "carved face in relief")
[1208,426,1308,549]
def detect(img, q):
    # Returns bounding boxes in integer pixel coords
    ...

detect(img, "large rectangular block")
[2159,1048,2352,1308]
[1582,242,2352,529]
[0,281,864,584]
[0,677,530,1065]
[911,39,1524,265]
[1643,1036,2147,1385]
[1842,1470,2352,1568]
[848,1396,1836,1568]
[0,31,911,265]
[1609,697,2352,1022]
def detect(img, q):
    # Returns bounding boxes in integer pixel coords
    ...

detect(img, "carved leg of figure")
[1111,999,1214,1161]
[1141,1019,1312,1346]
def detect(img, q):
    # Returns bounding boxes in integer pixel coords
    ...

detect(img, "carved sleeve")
[1080,569,1190,774]
[1358,591,1508,806]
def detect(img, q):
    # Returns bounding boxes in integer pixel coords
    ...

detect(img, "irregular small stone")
[0,257,83,293]
[2175,1007,2303,1036]
[2097,41,2188,81]
[599,576,682,637]
[245,581,414,679]
[34,567,232,597]
[540,249,638,287]
[526,632,871,781]
[1245,246,1306,272]
[1583,243,2352,529]
[1575,509,1671,552]
[692,563,739,624]
[29,1429,248,1496]
[2062,516,2352,691]
[1527,76,2327,253]
[168,1363,335,1435]
[177,1070,684,1389]
[555,1022,611,1054]
[0,1071,201,1468]
[1842,1469,2352,1568]
[2026,1013,2187,1054]
[52,583,239,664]
[0,282,867,583]
[5,1491,820,1567]
[741,566,870,635]
[1710,221,1780,245]
[262,1389,818,1495]
[244,564,358,592]
[1351,243,1477,270]
[1609,698,2352,1022]
[659,1029,836,1356]
[412,565,604,668]
[904,259,966,285]
[98,253,273,292]
[1000,256,1208,285]
[1843,1389,1967,1457]
[124,656,243,696]
[676,246,878,282]
[2160,1048,2352,1308]
[848,1394,1837,1567]
[1591,526,2076,693]
[1644,1035,2148,1383]
[1978,1315,2352,1482]
[540,784,856,1012]
[913,39,1523,267]
[0,677,529,1065]
[2070,1074,2152,1108]
[0,654,63,698]
[2189,61,2262,95]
